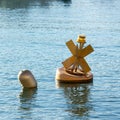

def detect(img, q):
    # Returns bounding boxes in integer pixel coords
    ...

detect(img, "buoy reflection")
[56,82,93,118]
[19,88,37,110]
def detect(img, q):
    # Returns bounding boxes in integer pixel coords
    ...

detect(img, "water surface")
[0,0,120,119]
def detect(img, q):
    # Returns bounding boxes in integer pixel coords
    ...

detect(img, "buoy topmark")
[18,70,37,88]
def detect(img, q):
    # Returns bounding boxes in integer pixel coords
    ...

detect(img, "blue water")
[0,0,120,119]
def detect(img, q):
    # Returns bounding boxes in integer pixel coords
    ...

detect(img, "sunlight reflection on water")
[0,0,120,119]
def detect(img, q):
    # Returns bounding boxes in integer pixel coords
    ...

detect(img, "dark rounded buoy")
[18,70,37,88]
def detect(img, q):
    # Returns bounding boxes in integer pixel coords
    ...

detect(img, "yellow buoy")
[55,34,94,83]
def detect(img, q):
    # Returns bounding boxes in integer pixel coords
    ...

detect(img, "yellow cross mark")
[62,39,94,73]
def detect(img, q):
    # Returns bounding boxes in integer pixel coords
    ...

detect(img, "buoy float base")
[55,67,93,83]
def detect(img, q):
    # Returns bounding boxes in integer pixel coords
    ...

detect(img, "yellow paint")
[79,58,91,73]
[66,40,76,56]
[62,36,94,73]
[78,44,94,57]
[76,35,86,43]
[62,56,75,68]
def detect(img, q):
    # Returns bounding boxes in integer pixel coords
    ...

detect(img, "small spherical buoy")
[18,70,37,88]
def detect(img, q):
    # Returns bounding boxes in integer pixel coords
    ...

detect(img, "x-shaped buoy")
[62,36,94,74]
